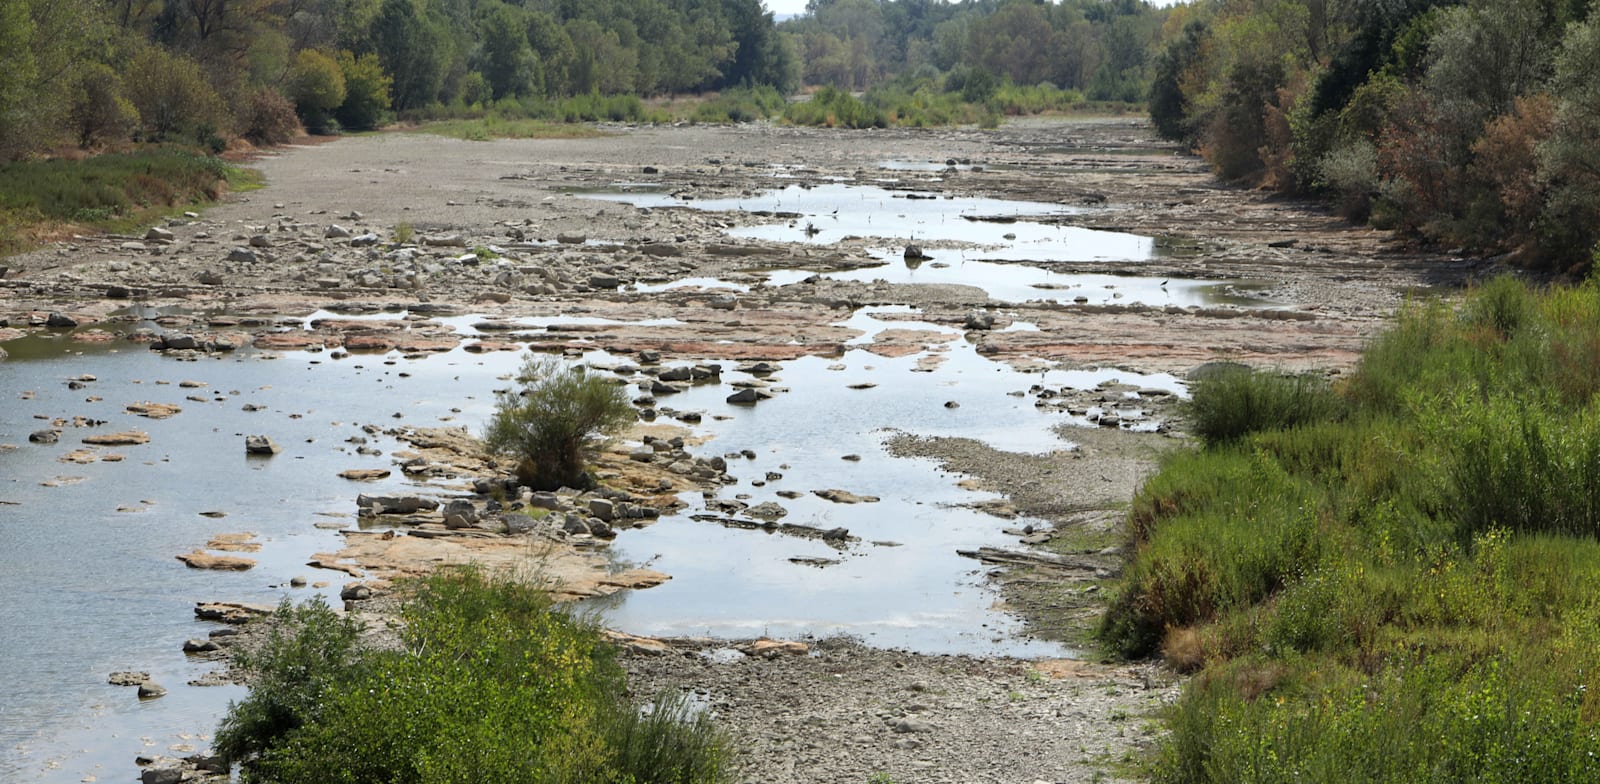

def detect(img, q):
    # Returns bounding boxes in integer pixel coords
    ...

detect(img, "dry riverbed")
[0,117,1474,782]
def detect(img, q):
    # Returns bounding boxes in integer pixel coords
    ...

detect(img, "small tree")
[483,355,634,491]
[287,49,346,134]
[335,50,392,131]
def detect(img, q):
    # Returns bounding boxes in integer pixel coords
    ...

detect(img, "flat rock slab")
[83,431,150,446]
[177,551,257,571]
[126,402,182,419]
[812,488,880,504]
[340,468,392,481]
[332,530,669,601]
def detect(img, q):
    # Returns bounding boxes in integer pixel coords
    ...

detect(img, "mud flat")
[0,117,1474,783]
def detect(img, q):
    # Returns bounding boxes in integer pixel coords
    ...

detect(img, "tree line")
[780,0,1167,103]
[1149,0,1600,273]
[0,0,796,158]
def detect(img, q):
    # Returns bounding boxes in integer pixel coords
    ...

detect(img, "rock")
[83,431,150,446]
[813,488,880,504]
[46,312,78,328]
[350,233,381,247]
[29,429,59,444]
[289,575,308,587]
[108,671,150,686]
[589,520,616,539]
[422,234,467,247]
[196,269,226,285]
[177,551,256,571]
[248,234,272,248]
[638,350,662,364]
[890,717,934,734]
[226,247,257,264]
[557,232,587,244]
[742,639,809,658]
[707,294,738,310]
[158,333,201,351]
[562,514,591,535]
[503,514,539,534]
[244,435,280,455]
[144,226,175,242]
[339,468,391,481]
[140,767,183,784]
[442,499,478,528]
[357,494,440,515]
[136,682,168,699]
[964,310,995,330]
[589,498,616,522]
[746,501,788,521]
[183,638,222,654]
[903,244,930,261]
[126,402,181,419]
[340,582,373,601]
[726,388,765,404]
[589,274,621,289]
[657,366,694,382]
[325,224,352,238]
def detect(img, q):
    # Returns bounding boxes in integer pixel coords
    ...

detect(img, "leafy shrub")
[67,64,138,149]
[219,567,731,783]
[287,49,346,134]
[336,51,393,131]
[123,46,229,144]
[237,87,302,146]
[482,355,635,490]
[1186,365,1343,447]
[783,86,886,129]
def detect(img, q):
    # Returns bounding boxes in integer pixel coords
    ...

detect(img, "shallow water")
[1,309,1184,781]
[585,183,1157,262]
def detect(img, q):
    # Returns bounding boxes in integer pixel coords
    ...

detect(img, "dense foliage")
[0,0,795,159]
[781,0,1165,103]
[218,567,730,783]
[1147,0,1600,273]
[483,355,636,491]
[1105,276,1600,781]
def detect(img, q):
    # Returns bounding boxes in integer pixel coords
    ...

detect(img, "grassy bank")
[1104,276,1600,782]
[218,566,729,783]
[0,148,258,255]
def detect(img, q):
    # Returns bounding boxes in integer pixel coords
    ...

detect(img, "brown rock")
[83,431,150,446]
[126,402,182,419]
[176,551,257,571]
[340,468,392,481]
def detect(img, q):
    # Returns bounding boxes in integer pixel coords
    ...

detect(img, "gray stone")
[503,514,539,534]
[556,233,587,245]
[964,310,995,330]
[589,274,622,289]
[160,334,200,350]
[637,350,662,364]
[746,502,788,521]
[562,513,590,535]
[45,312,77,328]
[422,234,467,247]
[442,499,478,526]
[197,269,225,285]
[357,494,439,515]
[248,234,272,248]
[657,366,693,382]
[589,520,616,539]
[890,717,933,733]
[137,681,168,699]
[527,492,563,511]
[289,575,308,587]
[726,388,762,404]
[226,247,257,263]
[144,227,175,242]
[589,498,616,521]
[340,582,373,601]
[244,435,280,455]
[183,638,222,653]
[351,233,381,247]
[324,224,352,238]
[140,766,183,784]
[904,244,930,261]
[28,430,59,444]
[707,295,738,310]
[108,671,150,686]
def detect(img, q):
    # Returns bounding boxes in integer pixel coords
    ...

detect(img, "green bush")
[123,46,229,144]
[482,355,635,490]
[67,64,139,149]
[1186,365,1343,447]
[336,51,393,131]
[287,49,346,134]
[218,567,731,783]
[783,86,886,129]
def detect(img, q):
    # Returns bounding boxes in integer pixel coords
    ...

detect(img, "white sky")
[764,0,1183,18]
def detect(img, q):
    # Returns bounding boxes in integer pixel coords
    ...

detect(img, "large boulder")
[244,435,280,455]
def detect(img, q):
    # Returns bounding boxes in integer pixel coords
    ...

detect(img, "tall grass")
[0,148,254,252]
[1107,276,1600,781]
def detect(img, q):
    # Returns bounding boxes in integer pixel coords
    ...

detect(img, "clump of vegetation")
[217,567,731,783]
[483,355,635,491]
[1186,365,1344,446]
[1104,276,1600,781]
[687,86,787,123]
[0,149,255,253]
[783,86,886,129]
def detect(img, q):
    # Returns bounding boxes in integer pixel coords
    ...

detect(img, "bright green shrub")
[482,355,635,490]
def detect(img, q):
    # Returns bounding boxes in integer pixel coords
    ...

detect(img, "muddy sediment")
[0,117,1471,782]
